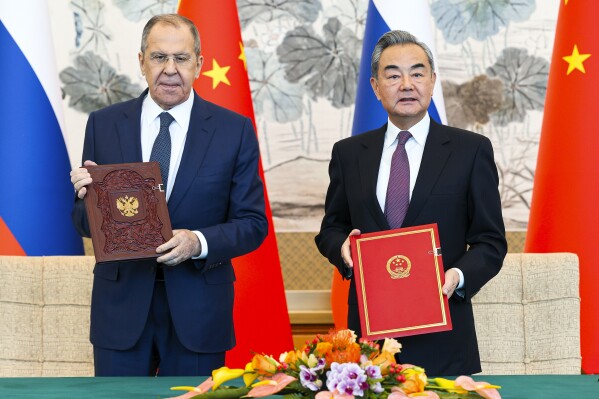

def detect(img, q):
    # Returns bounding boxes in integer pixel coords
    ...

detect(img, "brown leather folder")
[84,162,173,263]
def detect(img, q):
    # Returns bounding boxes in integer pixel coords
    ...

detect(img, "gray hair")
[140,14,201,57]
[370,30,435,78]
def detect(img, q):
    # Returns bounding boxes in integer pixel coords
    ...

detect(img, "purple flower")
[365,365,382,379]
[325,362,368,396]
[299,365,322,391]
[314,357,326,371]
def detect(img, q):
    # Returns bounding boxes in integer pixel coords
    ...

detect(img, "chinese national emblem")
[386,255,411,279]
[116,195,139,217]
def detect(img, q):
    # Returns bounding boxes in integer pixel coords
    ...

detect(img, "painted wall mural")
[49,0,559,232]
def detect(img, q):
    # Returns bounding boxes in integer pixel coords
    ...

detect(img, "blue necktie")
[385,130,412,229]
[150,112,174,187]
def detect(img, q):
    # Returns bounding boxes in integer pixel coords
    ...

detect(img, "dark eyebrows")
[382,63,427,74]
[383,64,400,72]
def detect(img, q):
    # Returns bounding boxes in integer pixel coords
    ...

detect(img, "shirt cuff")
[192,230,208,259]
[453,267,464,289]
[451,267,465,298]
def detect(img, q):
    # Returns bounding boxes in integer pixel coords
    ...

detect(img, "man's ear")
[138,52,145,75]
[194,55,204,79]
[370,76,381,101]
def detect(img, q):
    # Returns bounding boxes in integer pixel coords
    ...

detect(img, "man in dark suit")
[70,14,267,376]
[315,30,507,376]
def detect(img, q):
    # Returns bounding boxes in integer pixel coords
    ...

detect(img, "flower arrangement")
[168,329,501,399]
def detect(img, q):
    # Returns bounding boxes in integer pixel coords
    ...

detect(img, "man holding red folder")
[316,30,507,376]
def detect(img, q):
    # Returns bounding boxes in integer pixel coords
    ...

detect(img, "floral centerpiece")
[168,329,501,399]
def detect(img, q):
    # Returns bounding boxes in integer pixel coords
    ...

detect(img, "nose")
[399,75,413,90]
[163,57,177,74]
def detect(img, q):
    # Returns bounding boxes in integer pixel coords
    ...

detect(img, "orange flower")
[250,354,279,376]
[371,351,396,375]
[315,342,333,357]
[324,329,357,348]
[325,342,361,364]
[400,366,427,394]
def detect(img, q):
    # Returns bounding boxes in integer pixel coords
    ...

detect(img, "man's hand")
[442,268,460,299]
[156,229,201,266]
[341,229,361,268]
[70,160,97,199]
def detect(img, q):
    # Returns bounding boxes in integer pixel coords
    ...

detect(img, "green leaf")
[185,386,251,399]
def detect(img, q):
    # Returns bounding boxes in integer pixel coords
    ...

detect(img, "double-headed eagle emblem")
[116,195,139,217]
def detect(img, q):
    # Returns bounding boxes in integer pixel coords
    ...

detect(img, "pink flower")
[246,373,297,397]
[455,376,502,399]
[315,390,355,399]
[389,386,440,399]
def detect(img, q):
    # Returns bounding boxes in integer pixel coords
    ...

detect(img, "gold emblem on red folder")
[386,255,411,279]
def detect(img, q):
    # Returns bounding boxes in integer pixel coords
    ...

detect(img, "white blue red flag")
[333,0,447,330]
[0,2,83,255]
[352,0,447,135]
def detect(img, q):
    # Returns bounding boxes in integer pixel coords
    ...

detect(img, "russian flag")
[332,0,447,329]
[0,2,83,255]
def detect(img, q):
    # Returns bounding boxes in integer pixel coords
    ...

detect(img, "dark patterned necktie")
[385,130,412,229]
[150,112,174,187]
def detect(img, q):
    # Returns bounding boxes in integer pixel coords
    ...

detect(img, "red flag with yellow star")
[525,0,599,373]
[177,1,293,367]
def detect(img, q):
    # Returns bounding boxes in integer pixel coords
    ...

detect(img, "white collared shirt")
[376,114,430,212]
[140,92,208,258]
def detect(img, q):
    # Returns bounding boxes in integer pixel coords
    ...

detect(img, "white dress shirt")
[375,114,464,291]
[140,93,208,258]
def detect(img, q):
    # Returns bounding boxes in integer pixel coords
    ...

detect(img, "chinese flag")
[525,0,599,373]
[178,1,293,367]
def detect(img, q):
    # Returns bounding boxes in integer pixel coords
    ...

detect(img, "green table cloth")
[0,375,597,398]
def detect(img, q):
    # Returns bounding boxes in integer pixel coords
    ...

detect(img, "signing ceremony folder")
[350,223,452,340]
[84,162,173,263]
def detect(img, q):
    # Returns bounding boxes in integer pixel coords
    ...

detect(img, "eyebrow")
[383,63,426,72]
[150,51,191,56]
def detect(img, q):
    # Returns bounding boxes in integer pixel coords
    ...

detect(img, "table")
[0,375,597,398]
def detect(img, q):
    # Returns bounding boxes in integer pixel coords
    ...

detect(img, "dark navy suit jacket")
[315,119,507,375]
[72,90,268,353]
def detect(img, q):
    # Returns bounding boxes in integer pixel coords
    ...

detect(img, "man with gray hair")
[316,30,506,375]
[70,14,268,376]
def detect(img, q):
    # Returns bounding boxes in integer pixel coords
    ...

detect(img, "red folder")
[350,224,452,340]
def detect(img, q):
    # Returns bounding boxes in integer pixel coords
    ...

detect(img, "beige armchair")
[0,256,95,376]
[473,253,581,374]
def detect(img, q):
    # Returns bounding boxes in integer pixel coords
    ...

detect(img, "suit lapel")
[403,120,451,226]
[357,125,389,230]
[117,90,145,163]
[168,93,215,214]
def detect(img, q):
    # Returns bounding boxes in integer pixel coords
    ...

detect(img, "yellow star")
[238,42,247,70]
[202,59,231,89]
[563,45,591,75]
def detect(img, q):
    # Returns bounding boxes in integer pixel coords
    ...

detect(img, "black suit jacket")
[315,119,507,375]
[72,90,268,353]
